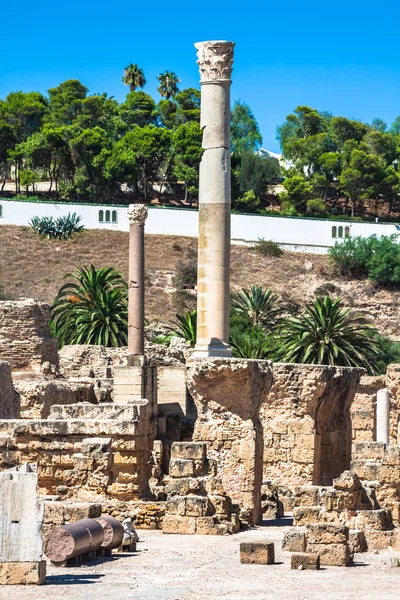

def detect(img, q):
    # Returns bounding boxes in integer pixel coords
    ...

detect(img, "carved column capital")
[128,204,148,225]
[195,40,235,83]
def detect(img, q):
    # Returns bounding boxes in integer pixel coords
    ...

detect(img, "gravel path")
[1,523,399,600]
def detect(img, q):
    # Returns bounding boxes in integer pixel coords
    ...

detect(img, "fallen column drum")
[96,516,124,550]
[44,518,104,563]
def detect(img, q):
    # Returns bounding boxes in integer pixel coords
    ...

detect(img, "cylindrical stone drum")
[44,522,92,563]
[78,518,105,551]
[96,516,124,549]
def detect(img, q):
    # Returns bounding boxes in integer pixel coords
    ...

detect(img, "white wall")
[0,198,399,254]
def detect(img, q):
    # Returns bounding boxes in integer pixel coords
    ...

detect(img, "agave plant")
[169,310,197,347]
[51,265,128,347]
[231,285,282,330]
[29,213,84,240]
[274,296,381,374]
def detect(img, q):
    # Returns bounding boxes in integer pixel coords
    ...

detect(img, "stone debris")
[290,552,320,570]
[240,542,275,565]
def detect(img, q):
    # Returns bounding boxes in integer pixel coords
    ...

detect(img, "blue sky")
[1,0,399,152]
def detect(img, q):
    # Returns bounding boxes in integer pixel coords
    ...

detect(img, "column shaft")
[376,388,390,446]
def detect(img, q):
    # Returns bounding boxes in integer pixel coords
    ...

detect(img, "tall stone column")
[127,204,148,356]
[193,40,235,359]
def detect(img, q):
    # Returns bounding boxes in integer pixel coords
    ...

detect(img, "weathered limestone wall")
[261,364,363,488]
[14,379,103,419]
[157,366,196,420]
[59,344,128,379]
[0,299,58,371]
[0,361,20,418]
[0,402,153,502]
[386,364,400,445]
[187,359,273,525]
[350,376,384,448]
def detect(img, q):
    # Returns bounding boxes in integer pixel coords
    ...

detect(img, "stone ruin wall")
[0,402,154,504]
[350,375,385,448]
[261,363,364,490]
[0,361,20,419]
[0,300,58,372]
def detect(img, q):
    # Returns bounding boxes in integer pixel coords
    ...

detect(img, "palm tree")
[231,286,282,330]
[122,64,146,92]
[157,71,180,99]
[230,327,271,359]
[274,296,381,374]
[51,265,128,347]
[169,310,197,346]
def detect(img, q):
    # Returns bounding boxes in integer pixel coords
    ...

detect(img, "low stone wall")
[59,345,128,379]
[14,378,104,419]
[0,299,58,372]
[0,361,20,418]
[0,402,153,502]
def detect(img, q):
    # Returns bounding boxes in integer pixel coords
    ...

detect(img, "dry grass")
[0,225,399,339]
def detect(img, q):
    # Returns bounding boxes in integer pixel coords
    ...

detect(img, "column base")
[191,342,232,360]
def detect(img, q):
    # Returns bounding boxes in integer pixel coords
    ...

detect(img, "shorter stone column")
[376,388,390,446]
[127,204,148,357]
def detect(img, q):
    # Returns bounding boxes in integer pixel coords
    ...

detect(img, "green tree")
[123,125,172,200]
[173,121,203,203]
[51,266,128,347]
[119,91,156,128]
[330,117,368,148]
[231,101,262,154]
[175,88,200,124]
[0,120,15,190]
[2,91,49,142]
[339,148,386,217]
[235,151,280,200]
[274,296,381,374]
[19,169,39,195]
[157,71,180,99]
[278,174,314,213]
[69,126,110,197]
[48,80,88,126]
[122,64,146,91]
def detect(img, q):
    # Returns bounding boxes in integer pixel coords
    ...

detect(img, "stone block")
[293,486,320,507]
[196,516,220,535]
[0,561,46,585]
[391,529,400,551]
[378,465,400,484]
[333,471,362,491]
[185,496,210,517]
[382,447,400,467]
[169,459,195,478]
[290,553,320,570]
[363,529,394,550]
[162,515,196,535]
[166,477,202,497]
[171,442,206,461]
[293,506,321,526]
[209,494,231,516]
[348,530,367,554]
[166,496,186,516]
[240,542,275,565]
[282,528,306,552]
[350,460,381,481]
[355,509,393,531]
[321,489,363,511]
[306,543,352,566]
[306,524,348,545]
[353,442,385,461]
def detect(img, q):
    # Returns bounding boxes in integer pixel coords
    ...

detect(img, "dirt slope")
[0,225,399,340]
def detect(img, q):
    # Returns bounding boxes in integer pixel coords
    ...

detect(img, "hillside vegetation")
[0,225,399,341]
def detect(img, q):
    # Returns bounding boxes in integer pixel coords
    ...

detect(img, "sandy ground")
[1,522,400,600]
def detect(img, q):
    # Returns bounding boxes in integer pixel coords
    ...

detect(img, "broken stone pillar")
[187,358,273,525]
[192,41,235,359]
[127,204,148,357]
[376,388,390,446]
[0,467,46,585]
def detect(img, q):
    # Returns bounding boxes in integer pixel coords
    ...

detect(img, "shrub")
[329,235,400,285]
[306,198,327,216]
[29,213,84,240]
[233,189,262,213]
[0,284,13,300]
[253,238,283,258]
[172,257,197,290]
[169,310,197,346]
